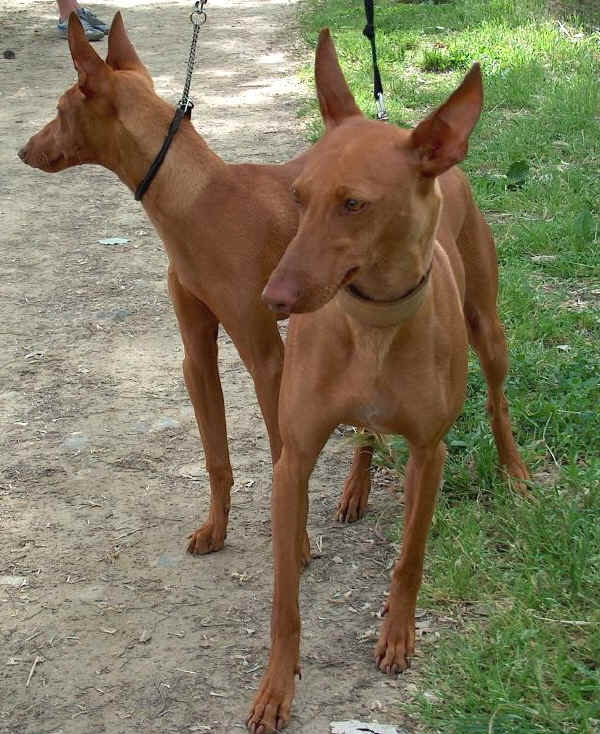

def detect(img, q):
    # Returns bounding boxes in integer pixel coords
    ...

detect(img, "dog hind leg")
[460,209,530,492]
[336,442,373,522]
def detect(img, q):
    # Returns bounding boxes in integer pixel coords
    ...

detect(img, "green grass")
[298,1,599,731]
[557,0,600,29]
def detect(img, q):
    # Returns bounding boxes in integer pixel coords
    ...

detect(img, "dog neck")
[110,95,220,208]
[336,259,433,328]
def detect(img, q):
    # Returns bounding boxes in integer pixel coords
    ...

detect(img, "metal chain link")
[179,0,207,112]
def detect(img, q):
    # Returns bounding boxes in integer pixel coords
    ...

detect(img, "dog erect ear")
[106,12,152,83]
[410,63,483,177]
[68,12,110,97]
[315,28,362,128]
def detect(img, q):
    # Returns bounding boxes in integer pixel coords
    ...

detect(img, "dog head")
[262,29,483,315]
[18,12,154,173]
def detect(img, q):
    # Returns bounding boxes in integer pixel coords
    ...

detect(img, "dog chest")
[343,325,464,439]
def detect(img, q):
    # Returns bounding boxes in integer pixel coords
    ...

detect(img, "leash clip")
[376,91,388,121]
[190,0,207,26]
[178,99,195,119]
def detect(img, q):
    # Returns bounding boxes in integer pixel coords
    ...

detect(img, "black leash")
[362,0,388,120]
[135,1,207,202]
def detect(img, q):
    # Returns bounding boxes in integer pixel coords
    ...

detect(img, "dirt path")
[1,2,420,732]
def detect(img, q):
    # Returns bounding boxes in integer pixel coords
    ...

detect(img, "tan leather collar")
[336,262,432,328]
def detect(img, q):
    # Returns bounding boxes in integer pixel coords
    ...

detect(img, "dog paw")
[335,473,370,523]
[502,460,534,500]
[247,668,295,733]
[186,522,225,555]
[374,615,414,675]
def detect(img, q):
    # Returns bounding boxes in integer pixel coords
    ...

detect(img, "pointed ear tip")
[469,62,482,80]
[67,10,85,45]
[461,63,483,98]
[109,10,124,33]
[316,28,331,47]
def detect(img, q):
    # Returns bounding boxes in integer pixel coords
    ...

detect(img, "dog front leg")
[168,271,233,555]
[235,318,316,569]
[375,441,446,673]
[247,446,311,733]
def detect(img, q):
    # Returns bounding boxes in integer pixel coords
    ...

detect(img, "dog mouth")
[18,146,66,172]
[340,266,359,287]
[263,266,361,317]
[39,153,67,173]
[289,267,361,314]
[297,267,361,313]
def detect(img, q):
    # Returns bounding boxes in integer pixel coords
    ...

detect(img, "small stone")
[3,50,15,59]
[152,416,179,431]
[156,554,179,568]
[61,433,89,450]
[111,308,130,321]
[530,254,557,262]
[423,690,440,704]
[330,722,399,734]
[0,575,28,587]
[179,462,206,479]
[98,237,129,246]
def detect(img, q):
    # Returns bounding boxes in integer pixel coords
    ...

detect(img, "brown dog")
[17,14,369,557]
[247,30,529,732]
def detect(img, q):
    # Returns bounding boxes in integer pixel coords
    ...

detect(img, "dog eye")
[291,186,301,205]
[344,198,365,213]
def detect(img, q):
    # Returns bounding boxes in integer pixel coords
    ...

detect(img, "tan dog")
[247,30,529,732]
[17,14,369,558]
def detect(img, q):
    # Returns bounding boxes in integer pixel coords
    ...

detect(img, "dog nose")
[17,145,28,162]
[262,277,301,314]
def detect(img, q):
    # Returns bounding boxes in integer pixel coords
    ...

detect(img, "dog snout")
[262,276,301,315]
[17,145,28,163]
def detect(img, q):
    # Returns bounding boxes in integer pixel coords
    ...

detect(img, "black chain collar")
[135,1,207,202]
